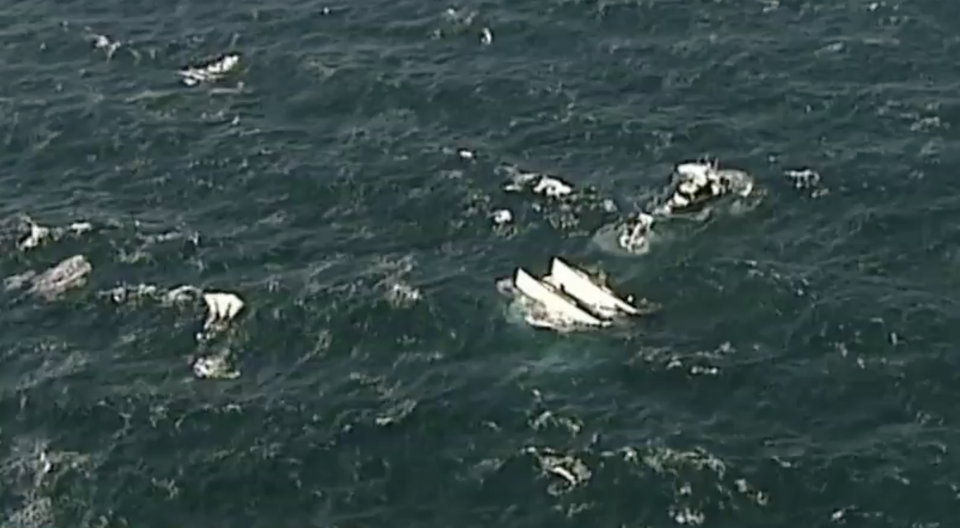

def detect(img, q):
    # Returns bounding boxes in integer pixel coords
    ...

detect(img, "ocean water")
[2,0,960,526]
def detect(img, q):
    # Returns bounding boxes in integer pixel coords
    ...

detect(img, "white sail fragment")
[513,268,606,327]
[548,257,639,317]
[202,292,245,328]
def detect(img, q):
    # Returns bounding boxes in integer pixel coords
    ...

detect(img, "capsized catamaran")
[508,257,644,330]
[548,257,639,317]
[513,267,606,327]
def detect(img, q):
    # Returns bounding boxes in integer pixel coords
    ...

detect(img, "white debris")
[500,166,576,198]
[202,292,245,329]
[501,168,540,192]
[480,27,493,45]
[165,285,202,305]
[525,447,593,494]
[546,464,577,485]
[15,217,95,251]
[532,176,573,198]
[91,33,121,58]
[385,281,421,307]
[18,223,50,250]
[193,355,239,379]
[784,168,827,197]
[618,212,655,254]
[784,169,820,188]
[102,283,159,304]
[178,54,240,86]
[457,149,475,160]
[67,222,93,233]
[491,209,513,225]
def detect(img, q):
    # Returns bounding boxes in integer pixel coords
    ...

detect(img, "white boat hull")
[513,268,605,327]
[548,258,639,316]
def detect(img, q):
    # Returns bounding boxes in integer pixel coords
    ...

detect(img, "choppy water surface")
[2,0,960,526]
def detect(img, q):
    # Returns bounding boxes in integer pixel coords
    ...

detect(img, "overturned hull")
[506,258,648,331]
[548,258,639,317]
[514,267,605,327]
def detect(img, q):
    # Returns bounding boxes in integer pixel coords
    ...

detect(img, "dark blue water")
[2,0,960,527]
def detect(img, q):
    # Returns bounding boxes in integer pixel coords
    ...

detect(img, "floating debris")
[15,218,93,251]
[501,257,648,331]
[480,27,493,45]
[784,168,828,197]
[784,168,820,189]
[501,166,574,198]
[178,54,240,86]
[26,255,92,299]
[95,282,245,380]
[495,165,624,235]
[91,33,121,59]
[18,224,49,250]
[441,7,477,26]
[525,446,592,495]
[532,176,573,198]
[490,209,513,225]
[202,292,245,329]
[193,355,239,380]
[384,281,421,308]
[102,283,158,304]
[196,291,245,380]
[617,212,655,254]
[165,285,202,304]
